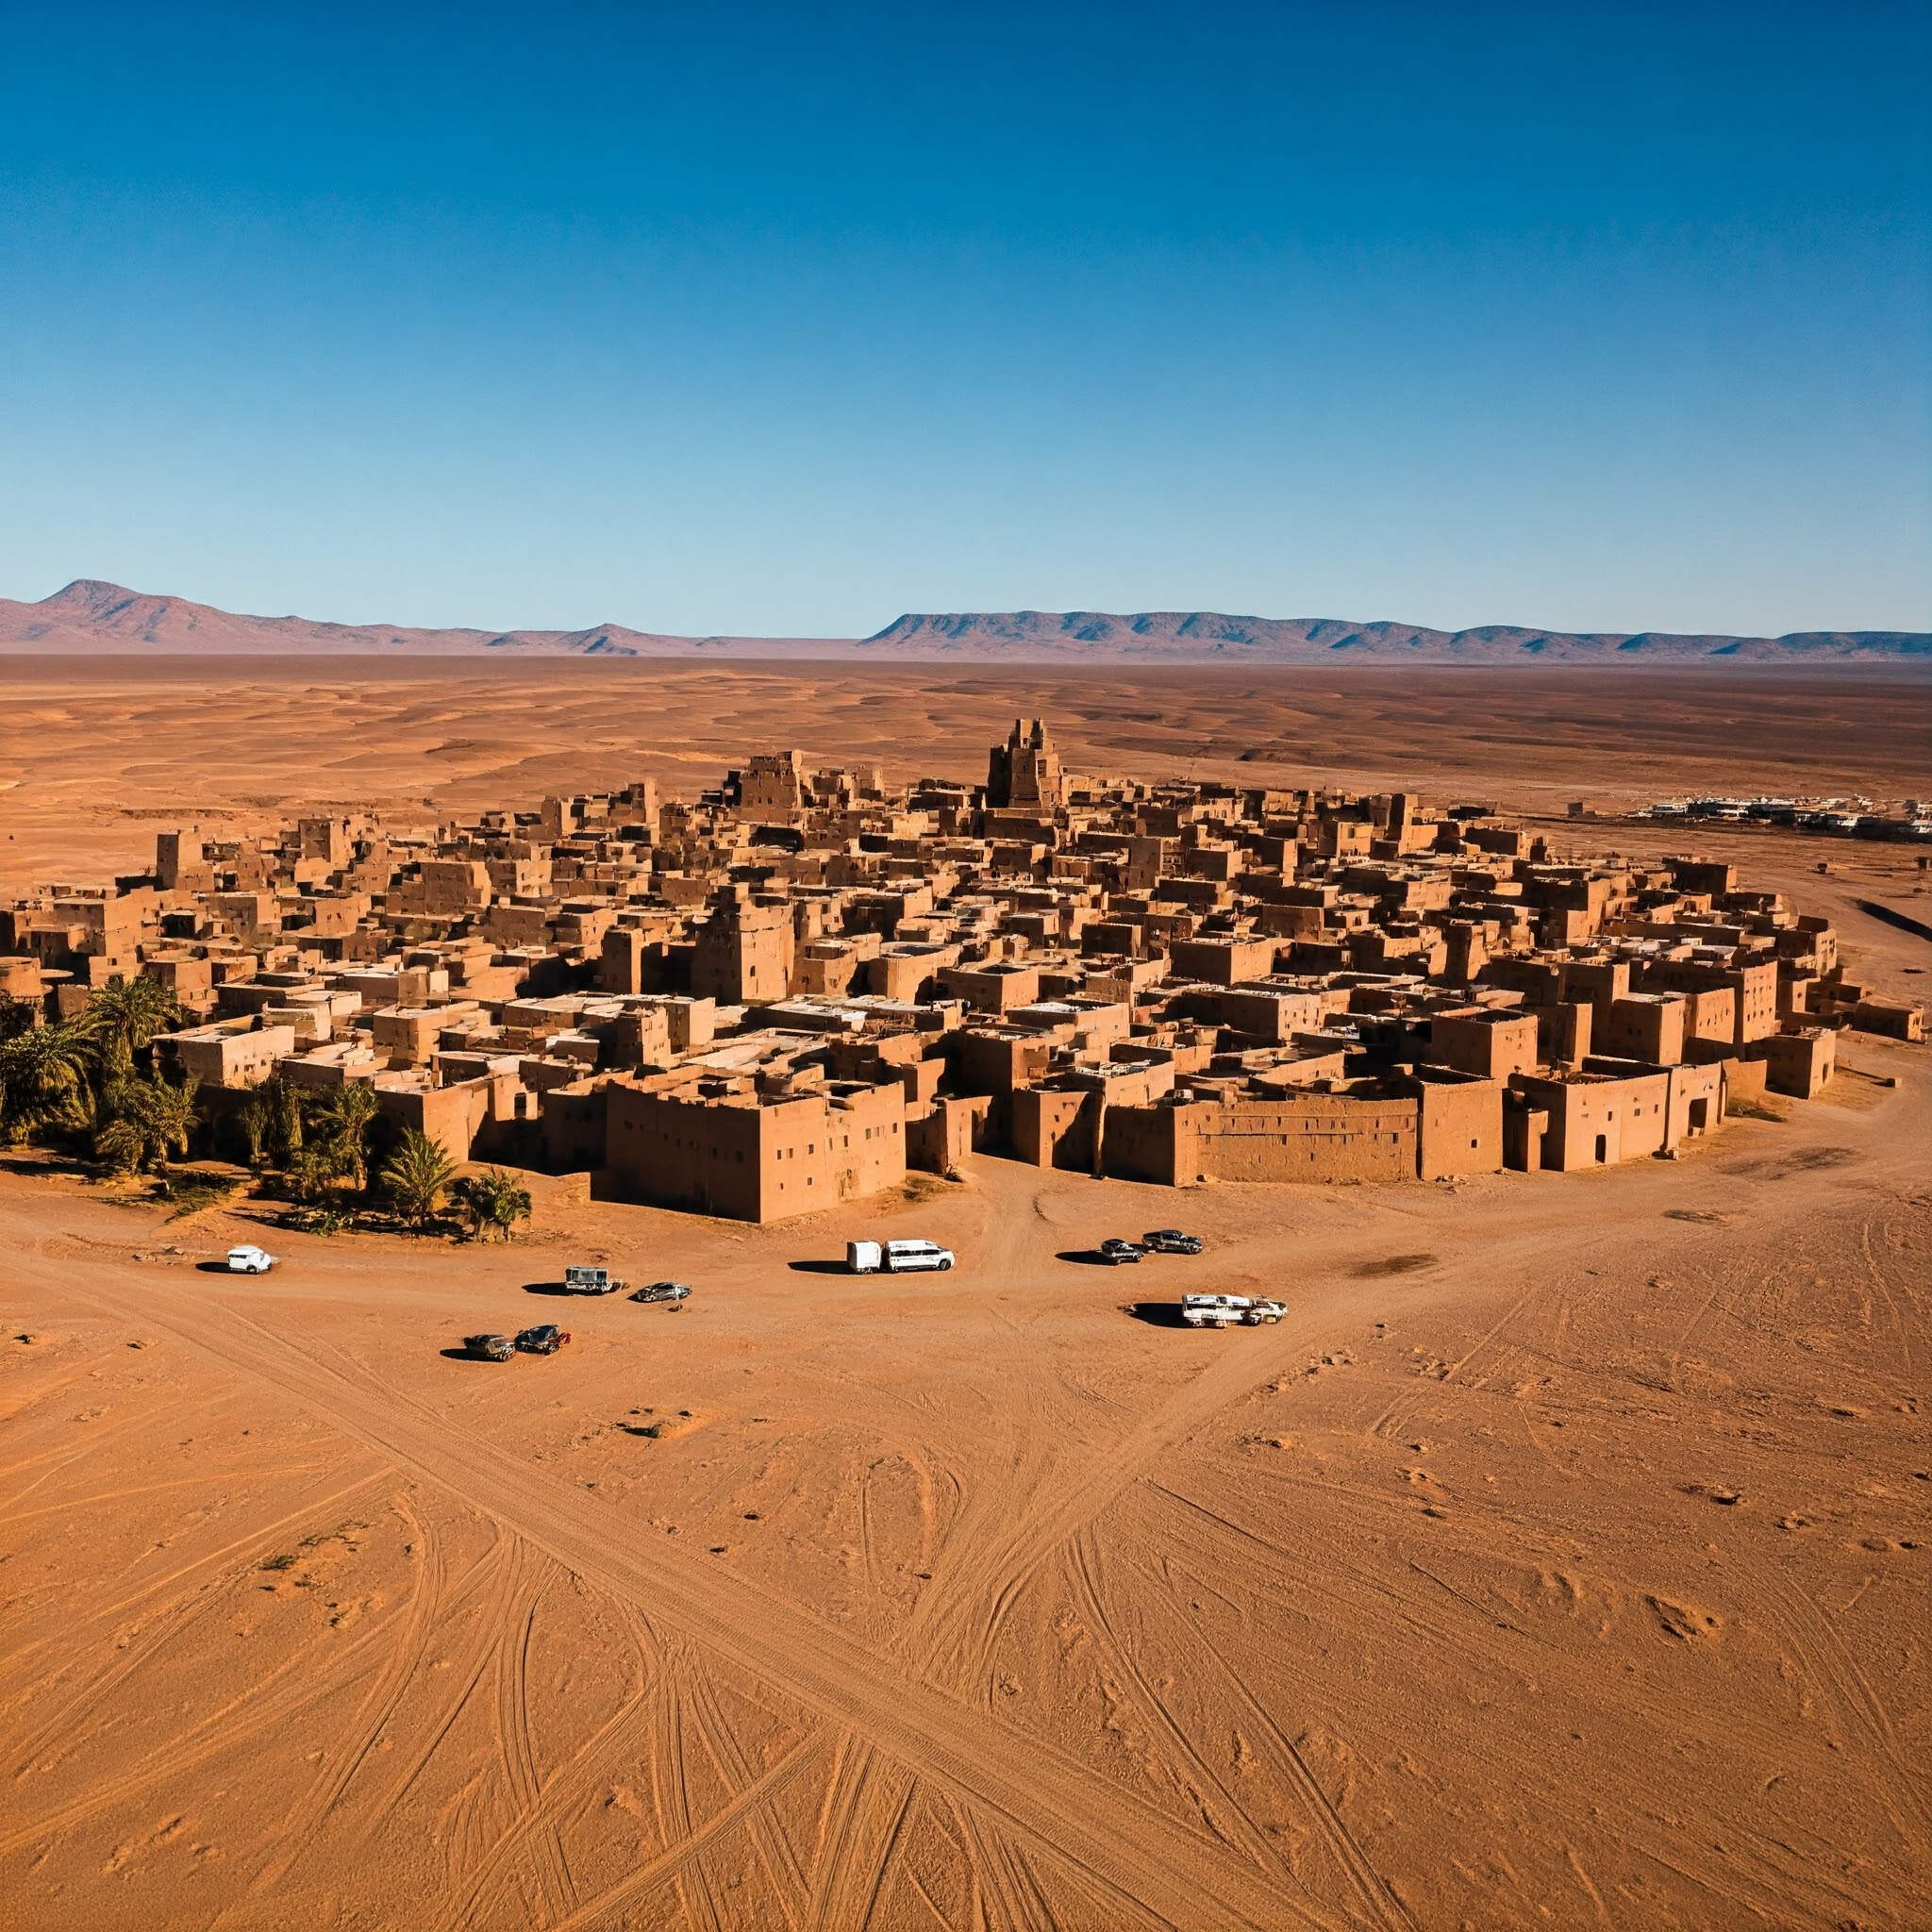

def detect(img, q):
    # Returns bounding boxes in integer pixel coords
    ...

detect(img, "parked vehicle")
[1142,1229,1204,1255]
[1181,1294,1284,1328]
[630,1280,691,1305]
[1099,1239,1145,1265]
[226,1244,276,1274]
[563,1265,625,1295]
[515,1324,571,1354]
[465,1333,515,1361]
[846,1239,956,1274]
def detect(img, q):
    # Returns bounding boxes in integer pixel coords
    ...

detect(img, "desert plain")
[3,658,1929,1930]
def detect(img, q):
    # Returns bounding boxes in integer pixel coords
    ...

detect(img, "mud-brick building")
[1166,935,1278,986]
[1403,1068,1507,1180]
[1010,1057,1176,1172]
[1504,1058,1725,1171]
[1757,1026,1837,1099]
[160,1019,297,1088]
[1640,958,1779,1045]
[604,1073,907,1222]
[987,718,1064,812]
[1104,1083,1424,1187]
[691,890,794,1006]
[1597,991,1689,1066]
[1426,1008,1541,1082]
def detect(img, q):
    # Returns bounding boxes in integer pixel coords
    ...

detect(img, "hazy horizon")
[2,2,1926,638]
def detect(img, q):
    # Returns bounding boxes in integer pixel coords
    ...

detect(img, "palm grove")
[0,979,529,1240]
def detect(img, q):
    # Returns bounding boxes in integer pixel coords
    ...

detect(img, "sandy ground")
[3,666,1930,1929]
[1,658,1926,898]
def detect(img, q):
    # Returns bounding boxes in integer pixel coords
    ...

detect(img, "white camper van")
[847,1239,956,1274]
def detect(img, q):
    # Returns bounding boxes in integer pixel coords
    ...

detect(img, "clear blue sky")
[1,2,1926,638]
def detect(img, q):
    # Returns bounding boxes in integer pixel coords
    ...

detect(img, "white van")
[226,1244,276,1274]
[847,1239,956,1274]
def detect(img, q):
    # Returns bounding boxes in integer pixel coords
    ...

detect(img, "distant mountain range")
[0,579,828,658]
[2,580,1925,663]
[861,610,1931,663]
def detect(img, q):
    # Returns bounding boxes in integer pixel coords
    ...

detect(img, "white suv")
[848,1239,956,1274]
[226,1244,276,1274]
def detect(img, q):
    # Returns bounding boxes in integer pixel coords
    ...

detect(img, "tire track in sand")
[441,1606,659,1932]
[681,1649,810,1926]
[0,1579,420,1859]
[538,1732,827,1932]
[1,1472,387,1763]
[358,1531,520,1839]
[495,1567,577,1922]
[61,1267,1334,1929]
[214,1489,444,1919]
[909,1318,1324,1709]
[1123,1542,1419,1932]
[1062,1526,1357,1926]
[1742,1557,1930,1841]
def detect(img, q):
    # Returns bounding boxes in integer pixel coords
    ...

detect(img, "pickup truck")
[1142,1229,1205,1255]
[1181,1294,1285,1329]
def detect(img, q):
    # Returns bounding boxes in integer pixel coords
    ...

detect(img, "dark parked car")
[515,1324,572,1355]
[630,1280,692,1306]
[1142,1229,1204,1255]
[465,1333,514,1362]
[1098,1239,1145,1265]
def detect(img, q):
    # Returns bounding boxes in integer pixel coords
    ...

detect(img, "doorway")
[1593,1134,1607,1164]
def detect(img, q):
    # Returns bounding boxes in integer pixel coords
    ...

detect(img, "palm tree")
[250,1074,303,1165]
[281,1142,340,1205]
[78,975,181,1084]
[93,1074,200,1175]
[0,993,39,1044]
[0,1023,94,1141]
[452,1168,534,1241]
[379,1128,458,1229]
[235,1091,271,1168]
[308,1080,380,1192]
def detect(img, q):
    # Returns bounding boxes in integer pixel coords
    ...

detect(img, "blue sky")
[1,1,1925,637]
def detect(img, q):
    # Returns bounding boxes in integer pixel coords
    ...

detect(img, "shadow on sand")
[1120,1301,1189,1327]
